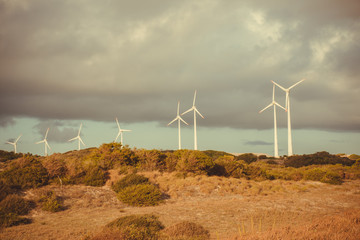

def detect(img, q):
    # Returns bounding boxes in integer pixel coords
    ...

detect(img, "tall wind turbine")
[272,79,305,156]
[182,90,204,150]
[114,118,131,147]
[69,123,85,150]
[36,128,51,156]
[259,85,287,158]
[6,134,22,153]
[168,101,188,150]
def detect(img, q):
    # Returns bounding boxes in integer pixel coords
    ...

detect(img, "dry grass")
[0,174,359,240]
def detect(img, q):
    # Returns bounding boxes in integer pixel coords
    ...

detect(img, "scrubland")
[0,145,359,239]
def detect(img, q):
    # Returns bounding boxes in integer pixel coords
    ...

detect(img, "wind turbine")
[259,85,287,158]
[168,101,188,150]
[69,123,85,150]
[6,134,22,153]
[272,79,305,156]
[114,118,131,147]
[182,90,204,150]
[36,128,51,156]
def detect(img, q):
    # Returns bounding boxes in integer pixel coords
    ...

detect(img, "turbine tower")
[168,101,188,150]
[114,118,131,147]
[69,123,85,150]
[36,128,51,156]
[182,90,204,150]
[6,134,22,153]
[259,85,287,158]
[272,79,305,156]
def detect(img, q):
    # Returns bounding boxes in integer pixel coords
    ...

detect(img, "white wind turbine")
[114,118,131,147]
[182,90,204,150]
[69,123,85,150]
[259,85,287,158]
[6,134,22,154]
[36,128,51,156]
[272,79,305,156]
[168,101,188,150]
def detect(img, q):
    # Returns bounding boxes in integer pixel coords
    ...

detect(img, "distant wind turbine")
[6,134,22,154]
[36,128,51,156]
[182,90,204,150]
[114,118,131,147]
[259,85,287,158]
[69,123,85,150]
[272,79,305,156]
[168,101,188,150]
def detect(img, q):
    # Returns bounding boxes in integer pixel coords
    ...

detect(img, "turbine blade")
[181,107,193,116]
[193,90,197,106]
[116,117,120,129]
[122,129,131,132]
[114,132,120,142]
[289,78,305,89]
[45,128,49,139]
[78,123,82,135]
[168,117,178,126]
[271,80,287,92]
[15,134,22,143]
[45,140,51,150]
[68,136,78,142]
[79,137,85,146]
[272,84,275,101]
[177,101,180,116]
[36,140,45,144]
[195,108,204,119]
[274,101,287,111]
[6,142,14,145]
[180,117,188,125]
[259,103,273,113]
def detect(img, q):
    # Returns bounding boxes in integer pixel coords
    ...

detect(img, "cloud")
[33,120,79,143]
[0,0,359,133]
[244,140,272,146]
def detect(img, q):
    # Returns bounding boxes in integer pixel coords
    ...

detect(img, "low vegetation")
[161,221,210,240]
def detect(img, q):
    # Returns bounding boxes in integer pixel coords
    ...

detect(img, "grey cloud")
[0,0,359,132]
[245,140,272,146]
[33,120,79,143]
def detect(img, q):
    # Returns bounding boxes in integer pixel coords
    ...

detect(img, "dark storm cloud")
[0,0,359,132]
[34,120,78,143]
[245,140,272,146]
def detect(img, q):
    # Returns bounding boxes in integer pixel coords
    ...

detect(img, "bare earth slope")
[0,173,359,240]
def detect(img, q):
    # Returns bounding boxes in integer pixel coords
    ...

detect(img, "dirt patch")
[1,177,359,240]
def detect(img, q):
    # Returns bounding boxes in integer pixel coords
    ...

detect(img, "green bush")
[349,154,360,160]
[202,150,233,160]
[161,221,210,240]
[0,155,49,190]
[320,171,343,185]
[0,150,22,162]
[100,214,164,240]
[112,173,149,193]
[82,166,109,187]
[0,211,31,228]
[304,168,327,181]
[0,194,34,215]
[117,184,163,207]
[37,190,64,212]
[0,180,15,202]
[174,150,215,175]
[210,156,247,178]
[236,153,258,164]
[135,149,167,171]
[285,152,355,168]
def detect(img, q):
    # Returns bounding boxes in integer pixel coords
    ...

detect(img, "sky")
[1,0,359,156]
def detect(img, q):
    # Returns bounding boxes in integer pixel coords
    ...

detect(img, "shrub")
[236,153,258,164]
[174,150,215,175]
[135,149,167,171]
[37,190,64,212]
[0,155,49,190]
[210,156,247,178]
[82,166,109,187]
[42,154,67,178]
[0,212,31,228]
[320,171,343,185]
[304,168,327,181]
[0,180,15,202]
[117,184,163,207]
[0,194,34,215]
[349,154,360,160]
[0,150,22,162]
[285,151,355,168]
[112,173,149,193]
[161,221,210,240]
[98,214,164,240]
[202,150,233,160]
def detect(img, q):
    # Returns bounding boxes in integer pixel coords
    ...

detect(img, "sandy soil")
[0,179,359,240]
